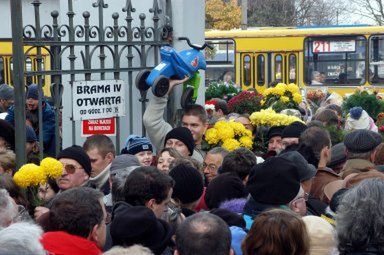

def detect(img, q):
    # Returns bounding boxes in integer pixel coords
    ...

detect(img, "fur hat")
[247,157,300,205]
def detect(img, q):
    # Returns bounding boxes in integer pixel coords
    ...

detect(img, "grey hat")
[328,143,347,168]
[0,84,14,100]
[344,129,382,153]
[279,151,317,181]
[110,154,140,176]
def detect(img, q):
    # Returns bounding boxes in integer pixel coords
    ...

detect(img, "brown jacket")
[310,167,340,204]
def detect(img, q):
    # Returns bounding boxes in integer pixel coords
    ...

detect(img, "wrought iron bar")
[10,0,27,168]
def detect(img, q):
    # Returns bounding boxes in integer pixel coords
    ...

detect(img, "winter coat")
[6,99,56,156]
[41,231,102,255]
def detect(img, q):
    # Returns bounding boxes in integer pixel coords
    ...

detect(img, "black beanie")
[210,208,246,229]
[205,172,247,209]
[0,119,15,150]
[281,121,307,139]
[247,157,300,205]
[169,163,204,204]
[164,127,195,156]
[57,145,92,176]
[267,126,285,141]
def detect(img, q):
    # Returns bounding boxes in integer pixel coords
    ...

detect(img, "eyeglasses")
[62,164,83,174]
[202,163,217,172]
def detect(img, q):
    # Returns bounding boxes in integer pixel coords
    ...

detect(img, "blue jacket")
[6,100,56,156]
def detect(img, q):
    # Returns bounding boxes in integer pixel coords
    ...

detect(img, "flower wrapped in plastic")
[250,109,303,127]
[262,83,302,112]
[203,120,253,151]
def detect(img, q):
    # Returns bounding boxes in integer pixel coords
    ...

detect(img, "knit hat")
[345,107,378,132]
[26,84,39,100]
[122,135,153,155]
[57,145,92,176]
[327,143,347,168]
[247,157,300,205]
[279,151,316,181]
[0,84,14,100]
[168,164,204,204]
[0,119,15,150]
[26,125,37,142]
[303,216,337,255]
[164,127,194,156]
[267,126,285,140]
[281,121,307,139]
[110,154,140,176]
[110,202,173,255]
[210,208,246,229]
[344,129,382,153]
[205,172,247,209]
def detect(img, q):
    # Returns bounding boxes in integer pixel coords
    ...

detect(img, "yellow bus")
[205,25,384,94]
[0,41,51,95]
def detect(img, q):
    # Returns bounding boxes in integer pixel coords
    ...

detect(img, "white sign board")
[312,40,356,53]
[72,80,126,121]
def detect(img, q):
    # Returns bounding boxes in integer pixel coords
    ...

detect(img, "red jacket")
[41,231,102,255]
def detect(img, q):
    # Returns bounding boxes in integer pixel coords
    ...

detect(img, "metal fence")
[11,0,172,167]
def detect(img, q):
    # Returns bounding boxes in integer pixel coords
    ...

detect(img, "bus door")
[270,52,299,86]
[240,53,268,92]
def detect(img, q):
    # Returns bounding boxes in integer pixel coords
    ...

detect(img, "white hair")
[103,245,154,255]
[0,189,17,229]
[0,222,45,255]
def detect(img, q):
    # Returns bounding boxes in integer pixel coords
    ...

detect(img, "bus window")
[369,35,384,84]
[257,55,265,85]
[243,55,251,86]
[205,39,235,85]
[274,54,282,82]
[0,57,4,84]
[289,54,297,84]
[304,36,366,85]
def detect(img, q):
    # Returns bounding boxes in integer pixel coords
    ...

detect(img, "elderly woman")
[336,178,384,254]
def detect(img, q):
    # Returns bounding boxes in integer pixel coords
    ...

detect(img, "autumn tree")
[248,0,346,27]
[350,0,384,25]
[206,0,242,30]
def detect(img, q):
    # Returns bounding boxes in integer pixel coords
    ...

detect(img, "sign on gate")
[82,117,116,136]
[72,80,126,121]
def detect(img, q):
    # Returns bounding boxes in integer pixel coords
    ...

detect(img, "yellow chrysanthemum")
[40,157,63,179]
[250,109,304,127]
[205,128,220,145]
[293,93,303,104]
[222,138,241,151]
[261,99,266,106]
[280,96,290,103]
[13,164,46,188]
[239,136,253,149]
[215,121,235,140]
[262,88,274,97]
[273,83,287,96]
[229,121,247,136]
[287,83,300,94]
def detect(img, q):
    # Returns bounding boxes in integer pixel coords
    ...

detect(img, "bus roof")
[205,25,384,39]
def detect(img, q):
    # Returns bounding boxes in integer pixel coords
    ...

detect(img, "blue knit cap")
[26,84,39,100]
[124,135,153,155]
[349,107,363,120]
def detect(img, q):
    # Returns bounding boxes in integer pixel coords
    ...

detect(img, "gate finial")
[92,0,108,8]
[123,0,136,14]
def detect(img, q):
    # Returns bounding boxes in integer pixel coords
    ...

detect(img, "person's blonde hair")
[0,149,15,174]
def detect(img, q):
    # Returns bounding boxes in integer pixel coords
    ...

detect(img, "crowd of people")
[0,78,384,255]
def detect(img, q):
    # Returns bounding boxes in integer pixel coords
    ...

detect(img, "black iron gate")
[10,0,172,167]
